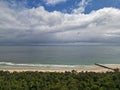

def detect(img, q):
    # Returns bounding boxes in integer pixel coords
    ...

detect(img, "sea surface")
[0,45,120,67]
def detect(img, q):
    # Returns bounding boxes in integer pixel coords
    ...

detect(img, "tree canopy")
[0,71,120,90]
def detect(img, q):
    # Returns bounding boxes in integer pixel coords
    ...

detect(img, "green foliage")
[0,71,120,90]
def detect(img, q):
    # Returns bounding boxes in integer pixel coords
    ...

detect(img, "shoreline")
[0,64,120,72]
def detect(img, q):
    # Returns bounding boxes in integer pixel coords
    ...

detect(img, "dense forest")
[0,70,120,90]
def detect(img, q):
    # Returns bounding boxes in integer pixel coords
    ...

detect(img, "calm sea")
[0,45,120,67]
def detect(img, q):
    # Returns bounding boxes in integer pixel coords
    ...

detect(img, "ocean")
[0,45,120,67]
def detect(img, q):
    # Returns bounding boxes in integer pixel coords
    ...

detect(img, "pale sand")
[0,64,120,72]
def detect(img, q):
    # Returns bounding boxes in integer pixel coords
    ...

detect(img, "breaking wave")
[0,62,119,68]
[0,62,81,68]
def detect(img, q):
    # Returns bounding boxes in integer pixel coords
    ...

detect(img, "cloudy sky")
[1,0,120,45]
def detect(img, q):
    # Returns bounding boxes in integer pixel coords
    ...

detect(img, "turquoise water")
[0,46,120,66]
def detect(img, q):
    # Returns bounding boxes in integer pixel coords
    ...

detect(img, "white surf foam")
[0,62,119,68]
[0,62,80,68]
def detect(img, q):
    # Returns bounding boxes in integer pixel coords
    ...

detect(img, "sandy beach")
[0,64,120,72]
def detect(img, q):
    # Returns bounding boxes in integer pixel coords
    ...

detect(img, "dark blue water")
[0,46,120,65]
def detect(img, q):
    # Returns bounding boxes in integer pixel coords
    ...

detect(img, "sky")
[1,0,120,45]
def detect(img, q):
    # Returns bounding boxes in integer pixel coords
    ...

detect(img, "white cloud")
[45,0,67,5]
[73,0,91,13]
[0,1,120,45]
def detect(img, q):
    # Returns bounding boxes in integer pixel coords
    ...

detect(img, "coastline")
[0,64,120,72]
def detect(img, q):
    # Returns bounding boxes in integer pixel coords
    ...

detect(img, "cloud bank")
[0,1,120,45]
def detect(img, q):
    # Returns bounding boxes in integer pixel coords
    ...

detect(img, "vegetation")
[0,70,120,90]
